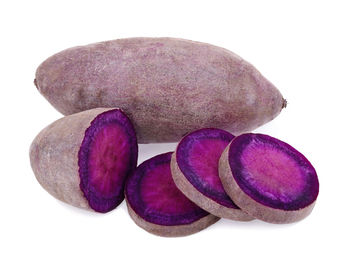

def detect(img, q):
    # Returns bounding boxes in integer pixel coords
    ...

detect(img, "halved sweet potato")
[30,108,138,213]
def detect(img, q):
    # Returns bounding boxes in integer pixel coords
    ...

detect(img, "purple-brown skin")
[125,152,219,237]
[171,128,253,221]
[30,108,138,213]
[219,134,319,224]
[34,37,286,143]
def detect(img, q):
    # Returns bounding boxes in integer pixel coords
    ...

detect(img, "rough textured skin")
[35,37,286,143]
[219,143,317,224]
[171,152,253,221]
[126,200,219,237]
[29,108,135,212]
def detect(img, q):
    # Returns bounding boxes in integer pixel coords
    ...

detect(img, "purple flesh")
[176,128,238,208]
[78,109,138,213]
[125,152,209,226]
[229,134,319,210]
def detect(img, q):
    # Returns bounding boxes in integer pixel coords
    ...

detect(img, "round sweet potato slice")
[219,133,319,223]
[171,128,253,221]
[125,152,219,237]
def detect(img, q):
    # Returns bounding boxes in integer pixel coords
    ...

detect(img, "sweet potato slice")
[219,133,319,223]
[171,128,253,221]
[125,152,219,237]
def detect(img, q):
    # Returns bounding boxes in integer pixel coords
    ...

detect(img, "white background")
[1,1,349,270]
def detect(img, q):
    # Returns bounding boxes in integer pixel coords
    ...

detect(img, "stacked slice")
[125,128,319,236]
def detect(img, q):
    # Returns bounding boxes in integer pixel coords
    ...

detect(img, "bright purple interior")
[88,124,131,198]
[125,152,209,226]
[79,109,137,213]
[229,133,319,210]
[176,128,238,208]
[141,163,200,215]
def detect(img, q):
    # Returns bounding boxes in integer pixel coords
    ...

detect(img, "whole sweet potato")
[35,37,286,143]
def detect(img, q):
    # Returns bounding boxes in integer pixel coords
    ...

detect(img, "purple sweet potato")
[30,108,138,213]
[35,37,286,143]
[219,133,319,223]
[125,152,219,237]
[171,128,253,221]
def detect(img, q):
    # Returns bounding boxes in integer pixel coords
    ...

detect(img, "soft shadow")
[56,199,121,218]
[211,217,297,230]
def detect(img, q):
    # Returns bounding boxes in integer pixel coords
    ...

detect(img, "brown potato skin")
[170,152,253,221]
[29,108,116,211]
[218,142,316,224]
[35,37,285,143]
[125,199,220,237]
